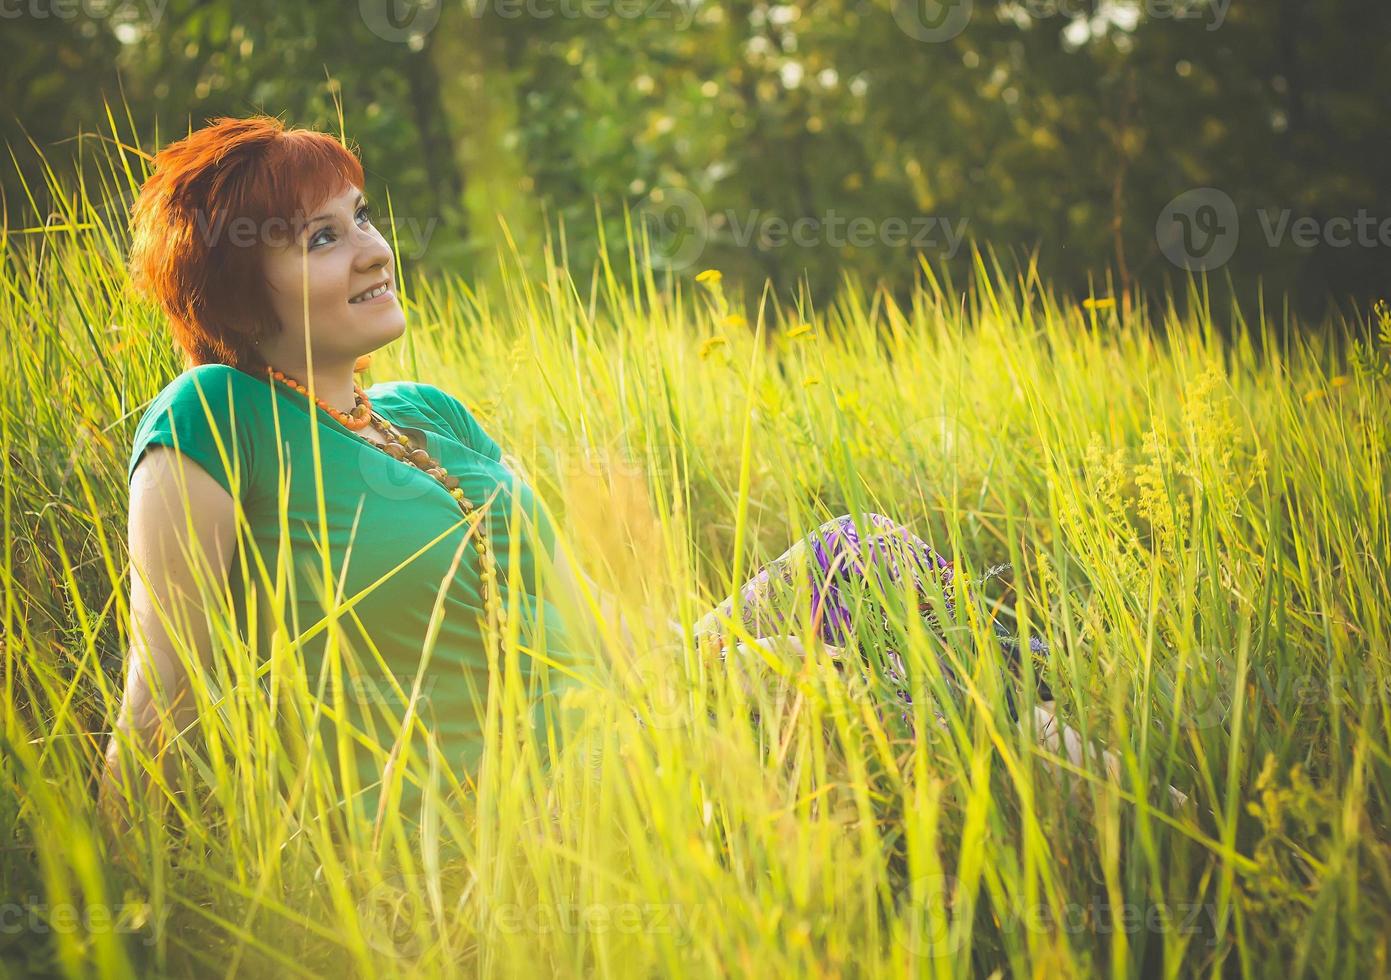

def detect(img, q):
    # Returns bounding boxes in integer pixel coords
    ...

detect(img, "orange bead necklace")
[264,363,500,622]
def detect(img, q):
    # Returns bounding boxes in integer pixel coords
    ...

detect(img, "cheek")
[266,258,348,327]
[261,269,298,328]
[311,267,351,312]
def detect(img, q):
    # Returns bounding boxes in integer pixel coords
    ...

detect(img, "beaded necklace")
[265,364,499,621]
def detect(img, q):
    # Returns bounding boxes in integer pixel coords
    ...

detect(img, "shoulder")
[129,364,269,494]
[371,380,501,461]
[375,380,458,411]
[133,363,268,442]
[367,378,434,406]
[371,380,476,424]
[143,363,267,417]
[173,362,262,391]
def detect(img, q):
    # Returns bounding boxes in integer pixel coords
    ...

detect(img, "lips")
[349,279,391,304]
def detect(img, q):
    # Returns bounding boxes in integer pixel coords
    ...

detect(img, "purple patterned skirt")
[692,512,1052,726]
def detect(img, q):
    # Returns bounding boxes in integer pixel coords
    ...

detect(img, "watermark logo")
[356,872,432,958]
[897,873,968,957]
[1155,645,1235,734]
[355,430,447,504]
[618,641,689,731]
[359,0,441,43]
[636,188,709,273]
[892,0,973,42]
[1156,187,1239,272]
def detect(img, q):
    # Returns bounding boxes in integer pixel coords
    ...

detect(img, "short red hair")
[127,115,365,372]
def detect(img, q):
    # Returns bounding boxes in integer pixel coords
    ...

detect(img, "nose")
[352,219,394,275]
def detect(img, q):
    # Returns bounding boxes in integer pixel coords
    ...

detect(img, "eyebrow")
[298,192,367,235]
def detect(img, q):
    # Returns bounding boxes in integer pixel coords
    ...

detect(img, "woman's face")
[258,181,405,368]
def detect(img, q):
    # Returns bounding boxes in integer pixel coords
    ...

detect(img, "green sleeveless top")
[127,363,585,817]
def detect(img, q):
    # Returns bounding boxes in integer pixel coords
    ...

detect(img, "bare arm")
[504,449,682,651]
[1026,701,1190,808]
[98,445,237,853]
[547,536,679,652]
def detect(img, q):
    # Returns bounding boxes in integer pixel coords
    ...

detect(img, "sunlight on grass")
[2,113,1389,978]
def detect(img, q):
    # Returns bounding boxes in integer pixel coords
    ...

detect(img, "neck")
[266,357,359,414]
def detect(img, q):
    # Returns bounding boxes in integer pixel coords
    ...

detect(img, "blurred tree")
[2,0,1386,320]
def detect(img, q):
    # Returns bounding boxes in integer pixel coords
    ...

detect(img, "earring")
[353,353,373,373]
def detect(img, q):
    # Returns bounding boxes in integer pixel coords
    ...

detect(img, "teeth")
[350,283,389,304]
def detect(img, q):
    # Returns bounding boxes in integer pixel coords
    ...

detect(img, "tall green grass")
[2,117,1389,978]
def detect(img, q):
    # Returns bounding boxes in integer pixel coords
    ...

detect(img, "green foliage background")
[4,0,1388,319]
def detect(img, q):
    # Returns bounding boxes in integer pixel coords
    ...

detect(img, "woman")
[99,116,588,832]
[97,116,1168,842]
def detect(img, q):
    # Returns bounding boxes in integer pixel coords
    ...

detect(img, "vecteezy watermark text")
[1019,0,1229,30]
[490,900,701,941]
[897,874,1226,958]
[177,209,441,261]
[892,0,1228,42]
[0,897,170,946]
[358,0,695,41]
[0,0,167,23]
[463,0,695,26]
[357,874,705,960]
[723,209,968,255]
[1157,188,1391,272]
[637,189,969,272]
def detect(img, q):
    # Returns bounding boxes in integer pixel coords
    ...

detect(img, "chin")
[381,314,407,343]
[358,311,406,347]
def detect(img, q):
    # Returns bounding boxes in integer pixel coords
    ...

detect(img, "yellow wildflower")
[699,335,728,360]
[1303,389,1326,403]
[786,322,813,339]
[695,269,723,285]
[1082,296,1116,311]
[1330,375,1350,389]
[723,314,748,329]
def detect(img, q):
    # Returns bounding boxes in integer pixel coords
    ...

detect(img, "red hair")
[127,115,365,372]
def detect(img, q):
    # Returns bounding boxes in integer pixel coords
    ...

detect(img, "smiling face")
[257,181,406,372]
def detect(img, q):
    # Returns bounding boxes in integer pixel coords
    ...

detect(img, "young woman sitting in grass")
[98,115,1182,846]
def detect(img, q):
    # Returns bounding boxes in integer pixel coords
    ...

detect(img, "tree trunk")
[428,11,542,296]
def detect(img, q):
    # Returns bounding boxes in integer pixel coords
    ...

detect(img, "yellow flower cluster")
[698,335,728,361]
[1304,375,1350,402]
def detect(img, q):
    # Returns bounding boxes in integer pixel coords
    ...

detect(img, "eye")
[307,205,372,249]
